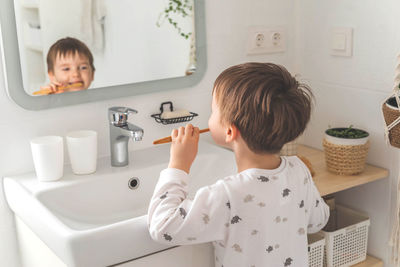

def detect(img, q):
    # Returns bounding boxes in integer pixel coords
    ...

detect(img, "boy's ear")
[225,124,239,143]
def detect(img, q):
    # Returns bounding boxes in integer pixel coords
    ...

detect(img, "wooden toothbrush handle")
[153,128,210,145]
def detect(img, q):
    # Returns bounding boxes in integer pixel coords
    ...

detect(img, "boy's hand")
[168,124,200,174]
[40,81,63,94]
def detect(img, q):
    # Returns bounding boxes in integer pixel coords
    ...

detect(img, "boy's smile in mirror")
[48,51,94,92]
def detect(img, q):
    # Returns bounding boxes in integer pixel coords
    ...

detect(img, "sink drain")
[128,177,140,189]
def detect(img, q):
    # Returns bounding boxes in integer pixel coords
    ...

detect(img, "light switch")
[332,33,346,50]
[331,27,353,57]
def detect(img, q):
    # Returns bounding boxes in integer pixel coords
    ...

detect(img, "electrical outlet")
[247,26,286,55]
[255,33,265,47]
[271,32,281,45]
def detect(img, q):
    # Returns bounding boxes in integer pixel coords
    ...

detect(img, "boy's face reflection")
[48,52,94,91]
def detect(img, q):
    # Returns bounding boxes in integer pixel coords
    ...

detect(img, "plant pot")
[382,96,400,148]
[323,128,370,175]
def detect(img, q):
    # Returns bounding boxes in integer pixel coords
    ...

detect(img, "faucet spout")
[108,107,144,167]
[122,123,144,141]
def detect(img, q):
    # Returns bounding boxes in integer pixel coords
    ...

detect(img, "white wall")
[295,0,400,265]
[0,1,296,266]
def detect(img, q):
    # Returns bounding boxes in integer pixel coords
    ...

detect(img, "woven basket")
[382,101,400,148]
[280,140,298,156]
[322,139,370,175]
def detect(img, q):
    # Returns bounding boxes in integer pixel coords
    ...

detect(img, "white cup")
[30,136,64,182]
[66,130,98,175]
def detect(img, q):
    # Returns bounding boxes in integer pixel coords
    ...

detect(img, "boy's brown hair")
[213,62,313,154]
[47,37,95,73]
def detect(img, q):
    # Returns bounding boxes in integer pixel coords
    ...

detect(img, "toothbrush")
[32,82,84,95]
[153,128,210,145]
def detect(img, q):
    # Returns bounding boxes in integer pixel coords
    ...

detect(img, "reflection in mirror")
[13,0,196,96]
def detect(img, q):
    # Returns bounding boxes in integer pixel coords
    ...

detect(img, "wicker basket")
[280,140,298,156]
[322,139,370,175]
[382,100,400,148]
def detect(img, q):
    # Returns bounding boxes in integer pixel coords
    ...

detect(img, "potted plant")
[156,0,194,40]
[323,126,370,175]
[382,86,400,148]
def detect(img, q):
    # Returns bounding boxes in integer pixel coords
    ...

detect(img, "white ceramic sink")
[3,141,236,267]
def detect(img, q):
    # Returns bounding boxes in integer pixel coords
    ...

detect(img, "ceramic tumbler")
[30,136,64,182]
[66,130,97,175]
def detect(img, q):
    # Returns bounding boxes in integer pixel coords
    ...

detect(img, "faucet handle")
[108,106,138,126]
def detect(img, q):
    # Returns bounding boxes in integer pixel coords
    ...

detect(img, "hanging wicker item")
[382,54,400,148]
[382,90,400,148]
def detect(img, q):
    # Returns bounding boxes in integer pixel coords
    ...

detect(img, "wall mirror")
[0,0,206,110]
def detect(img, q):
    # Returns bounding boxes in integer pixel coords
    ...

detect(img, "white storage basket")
[308,233,325,267]
[322,205,370,267]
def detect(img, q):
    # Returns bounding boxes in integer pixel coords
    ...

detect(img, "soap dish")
[151,101,198,125]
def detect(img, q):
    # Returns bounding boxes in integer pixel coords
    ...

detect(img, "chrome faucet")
[108,107,144,167]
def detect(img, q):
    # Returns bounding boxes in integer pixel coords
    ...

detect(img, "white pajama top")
[148,156,330,267]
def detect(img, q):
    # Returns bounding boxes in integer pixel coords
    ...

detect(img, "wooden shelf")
[353,255,383,267]
[298,145,389,196]
[298,146,386,266]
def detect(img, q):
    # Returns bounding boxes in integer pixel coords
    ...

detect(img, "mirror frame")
[0,0,206,110]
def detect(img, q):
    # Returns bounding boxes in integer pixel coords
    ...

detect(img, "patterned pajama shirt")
[148,156,330,267]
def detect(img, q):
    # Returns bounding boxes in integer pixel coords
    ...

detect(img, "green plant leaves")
[157,0,193,39]
[326,126,369,139]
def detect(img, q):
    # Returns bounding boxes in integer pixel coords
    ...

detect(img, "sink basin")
[3,141,236,267]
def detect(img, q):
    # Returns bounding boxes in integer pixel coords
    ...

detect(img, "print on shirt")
[284,257,293,266]
[257,176,270,182]
[316,199,320,207]
[304,177,309,185]
[282,188,291,197]
[203,214,210,224]
[266,245,274,253]
[160,192,168,199]
[187,237,196,241]
[258,202,266,207]
[275,216,288,223]
[299,200,304,208]
[272,175,279,180]
[251,230,258,235]
[232,244,242,253]
[226,201,231,209]
[244,194,255,203]
[231,215,242,224]
[163,233,172,241]
[179,208,187,219]
[298,228,305,235]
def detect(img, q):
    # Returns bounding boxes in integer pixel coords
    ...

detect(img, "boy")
[148,62,329,267]
[40,37,95,94]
